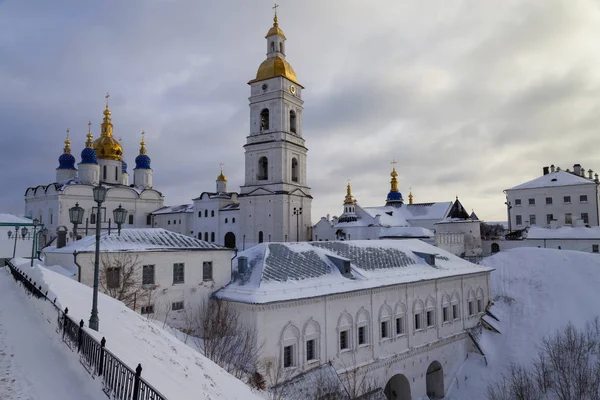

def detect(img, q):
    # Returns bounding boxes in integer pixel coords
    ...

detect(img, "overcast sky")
[2,0,600,223]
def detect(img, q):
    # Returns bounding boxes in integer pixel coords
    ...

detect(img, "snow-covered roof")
[404,202,453,220]
[362,206,410,226]
[44,228,227,253]
[150,204,193,215]
[0,213,34,226]
[379,226,434,238]
[526,226,600,239]
[214,240,492,304]
[507,170,595,191]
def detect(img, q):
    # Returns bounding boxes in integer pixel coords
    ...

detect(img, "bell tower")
[238,8,312,248]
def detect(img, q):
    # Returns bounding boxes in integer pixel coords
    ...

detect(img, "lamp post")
[9,226,19,258]
[112,204,128,236]
[90,185,107,331]
[69,202,85,240]
[293,207,302,242]
[30,218,39,267]
[36,227,48,260]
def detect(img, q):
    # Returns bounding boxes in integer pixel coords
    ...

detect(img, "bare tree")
[98,252,156,310]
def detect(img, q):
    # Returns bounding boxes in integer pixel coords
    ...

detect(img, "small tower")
[78,122,100,185]
[94,94,124,184]
[338,182,359,222]
[385,161,404,207]
[56,129,77,181]
[134,131,152,189]
[216,164,227,193]
[408,188,414,205]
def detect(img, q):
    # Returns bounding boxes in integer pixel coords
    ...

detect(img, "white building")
[505,164,600,231]
[215,239,492,399]
[24,101,164,244]
[0,214,38,264]
[42,228,233,324]
[313,170,482,257]
[150,204,194,236]
[155,15,312,250]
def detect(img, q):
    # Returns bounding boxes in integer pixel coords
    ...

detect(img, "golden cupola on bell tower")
[93,93,123,161]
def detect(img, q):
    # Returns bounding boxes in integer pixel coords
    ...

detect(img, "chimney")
[543,166,549,175]
[57,230,67,248]
[556,166,561,172]
[589,169,593,179]
[595,173,599,183]
[550,164,555,173]
[574,164,581,176]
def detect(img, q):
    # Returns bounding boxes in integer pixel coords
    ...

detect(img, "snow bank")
[446,247,600,399]
[13,260,263,400]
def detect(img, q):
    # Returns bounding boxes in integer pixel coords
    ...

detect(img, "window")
[546,197,553,205]
[258,156,269,180]
[582,213,589,224]
[270,42,275,53]
[514,199,521,206]
[565,213,573,225]
[358,326,367,345]
[197,233,201,239]
[547,214,554,225]
[395,317,404,335]
[202,261,213,281]
[283,345,293,368]
[173,263,184,284]
[291,158,298,182]
[477,299,483,313]
[260,109,269,131]
[580,195,588,203]
[92,207,106,223]
[225,218,228,224]
[210,232,215,242]
[204,210,208,217]
[564,196,571,204]
[204,232,208,241]
[107,267,120,289]
[289,110,297,133]
[468,301,474,316]
[380,321,390,339]
[128,214,134,225]
[103,165,107,180]
[168,220,171,225]
[141,305,154,314]
[339,330,349,350]
[516,215,522,225]
[414,313,421,330]
[529,215,536,225]
[306,339,316,361]
[115,166,118,181]
[198,211,202,218]
[146,215,152,225]
[172,301,184,311]
[142,265,155,285]
[593,245,599,253]
[90,213,96,225]
[232,217,236,223]
[179,219,181,224]
[211,210,214,217]
[426,310,434,327]
[452,304,459,320]
[528,198,535,205]
[258,231,264,243]
[442,306,449,323]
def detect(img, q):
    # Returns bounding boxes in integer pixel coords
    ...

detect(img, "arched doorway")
[491,242,500,253]
[384,373,411,400]
[224,232,236,249]
[426,361,444,399]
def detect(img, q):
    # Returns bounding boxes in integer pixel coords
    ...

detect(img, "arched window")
[211,232,215,242]
[258,157,268,180]
[491,242,500,253]
[303,319,320,363]
[356,309,370,346]
[258,231,264,243]
[204,232,208,241]
[441,294,451,323]
[198,211,201,218]
[467,289,476,316]
[279,42,284,53]
[476,288,485,313]
[426,296,436,328]
[260,109,269,131]
[290,110,297,133]
[197,233,201,239]
[225,218,228,223]
[413,299,424,331]
[204,210,208,218]
[337,313,353,352]
[103,165,107,180]
[394,302,407,336]
[224,232,236,249]
[280,323,300,368]
[451,291,460,320]
[232,217,236,223]
[128,214,134,225]
[379,305,392,340]
[291,158,298,182]
[211,210,214,217]
[115,166,118,181]
[270,41,275,53]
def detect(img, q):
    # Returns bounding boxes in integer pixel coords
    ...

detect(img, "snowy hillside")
[446,248,600,399]
[12,260,264,400]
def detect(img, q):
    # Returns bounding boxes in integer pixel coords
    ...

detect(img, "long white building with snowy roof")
[214,239,492,399]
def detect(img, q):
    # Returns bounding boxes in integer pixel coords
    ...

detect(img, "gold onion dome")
[92,94,123,161]
[266,15,286,39]
[344,182,356,205]
[216,168,227,182]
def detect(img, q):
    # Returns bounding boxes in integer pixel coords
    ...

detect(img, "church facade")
[154,13,312,250]
[25,100,164,242]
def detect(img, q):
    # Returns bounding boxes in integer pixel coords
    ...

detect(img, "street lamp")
[9,226,19,258]
[293,207,302,242]
[69,202,85,240]
[30,218,39,267]
[90,185,107,331]
[21,226,28,240]
[112,204,128,236]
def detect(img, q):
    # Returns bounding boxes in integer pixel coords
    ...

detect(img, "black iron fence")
[6,261,167,400]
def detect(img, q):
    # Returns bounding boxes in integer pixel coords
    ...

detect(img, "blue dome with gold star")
[386,191,403,202]
[58,153,76,169]
[134,131,151,169]
[81,147,98,164]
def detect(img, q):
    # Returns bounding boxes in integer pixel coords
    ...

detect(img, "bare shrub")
[98,253,156,310]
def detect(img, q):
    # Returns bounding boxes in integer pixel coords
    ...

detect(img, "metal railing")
[6,261,167,400]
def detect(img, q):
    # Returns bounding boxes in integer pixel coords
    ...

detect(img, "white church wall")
[312,217,336,241]
[0,227,36,261]
[153,212,193,236]
[435,221,482,257]
[482,237,600,256]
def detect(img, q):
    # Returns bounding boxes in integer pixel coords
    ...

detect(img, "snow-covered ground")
[446,247,600,399]
[8,259,264,400]
[0,266,105,400]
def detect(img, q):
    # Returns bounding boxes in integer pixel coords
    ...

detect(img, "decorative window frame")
[441,293,451,324]
[302,318,321,365]
[337,312,353,354]
[280,322,300,370]
[394,301,407,338]
[413,299,424,333]
[467,289,476,317]
[476,287,485,314]
[356,308,370,348]
[451,291,461,321]
[378,304,392,342]
[425,296,436,329]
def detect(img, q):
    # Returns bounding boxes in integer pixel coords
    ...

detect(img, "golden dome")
[217,171,227,182]
[63,129,71,154]
[93,97,123,161]
[249,55,301,86]
[344,182,356,205]
[265,15,286,39]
